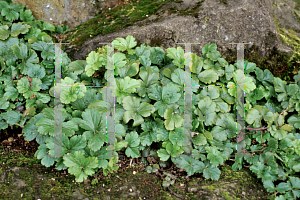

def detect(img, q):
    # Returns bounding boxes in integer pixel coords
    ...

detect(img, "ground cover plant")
[1,1,300,199]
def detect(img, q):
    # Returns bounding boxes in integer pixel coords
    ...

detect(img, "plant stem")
[168,186,184,199]
[14,123,24,129]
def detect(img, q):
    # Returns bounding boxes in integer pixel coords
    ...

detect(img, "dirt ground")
[0,143,272,200]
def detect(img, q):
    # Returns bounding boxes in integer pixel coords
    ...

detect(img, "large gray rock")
[11,0,124,30]
[61,0,300,62]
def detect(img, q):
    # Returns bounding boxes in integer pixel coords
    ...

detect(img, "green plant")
[1,1,300,199]
[60,34,300,199]
[0,0,71,132]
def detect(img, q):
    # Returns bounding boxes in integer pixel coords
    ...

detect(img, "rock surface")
[56,0,300,63]
[10,0,300,64]
[10,0,124,30]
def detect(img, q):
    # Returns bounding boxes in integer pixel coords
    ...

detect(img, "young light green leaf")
[84,51,102,76]
[157,149,170,161]
[198,69,219,84]
[205,44,221,61]
[122,96,155,127]
[273,77,287,93]
[149,83,181,118]
[112,35,137,54]
[162,83,181,104]
[63,151,98,182]
[232,156,243,171]
[166,46,185,68]
[63,120,79,137]
[117,59,139,78]
[163,107,183,131]
[67,60,86,75]
[0,97,9,110]
[190,53,203,74]
[17,77,42,99]
[156,128,169,142]
[269,125,288,141]
[60,77,87,104]
[228,71,256,96]
[171,68,185,86]
[34,119,54,136]
[213,97,230,113]
[115,140,128,151]
[103,152,119,176]
[41,21,55,31]
[20,8,34,22]
[199,86,220,100]
[115,76,141,104]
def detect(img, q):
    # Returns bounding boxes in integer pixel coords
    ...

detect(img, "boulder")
[11,0,300,69]
[10,0,125,30]
[58,0,300,64]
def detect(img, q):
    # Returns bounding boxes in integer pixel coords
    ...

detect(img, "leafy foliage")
[1,1,300,198]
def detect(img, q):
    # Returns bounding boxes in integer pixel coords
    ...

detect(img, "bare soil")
[0,133,272,200]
